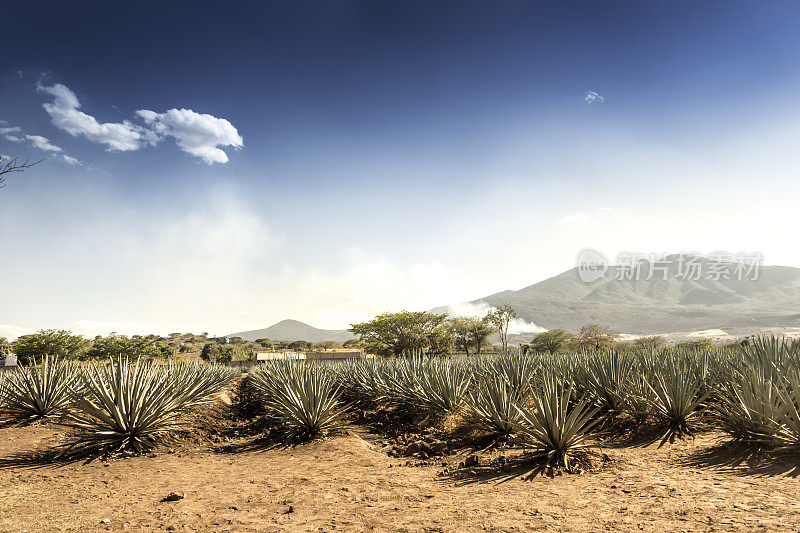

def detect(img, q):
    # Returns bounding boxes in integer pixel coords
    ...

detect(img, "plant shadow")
[683,441,800,478]
[440,450,607,486]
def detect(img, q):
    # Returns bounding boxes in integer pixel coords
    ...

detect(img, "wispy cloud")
[583,90,605,103]
[38,83,153,152]
[558,211,589,224]
[62,154,81,165]
[26,134,62,152]
[37,82,243,164]
[0,123,23,142]
[0,324,32,341]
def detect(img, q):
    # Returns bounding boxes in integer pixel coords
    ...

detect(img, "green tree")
[447,316,495,356]
[0,337,11,358]
[676,338,714,350]
[85,333,162,360]
[201,342,224,363]
[529,329,574,354]
[349,311,452,357]
[342,339,364,349]
[487,304,517,356]
[574,324,617,351]
[288,340,313,351]
[314,340,341,351]
[255,338,274,349]
[633,336,666,350]
[13,329,89,365]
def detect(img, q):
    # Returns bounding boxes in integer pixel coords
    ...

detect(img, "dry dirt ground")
[2,421,800,532]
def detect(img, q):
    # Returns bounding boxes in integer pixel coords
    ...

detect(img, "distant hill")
[468,256,800,335]
[228,319,353,343]
[232,257,800,343]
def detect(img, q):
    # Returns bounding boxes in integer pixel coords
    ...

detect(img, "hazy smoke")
[446,302,545,334]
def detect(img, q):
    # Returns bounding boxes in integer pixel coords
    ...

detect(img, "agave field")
[234,336,800,471]
[0,356,237,456]
[2,337,800,470]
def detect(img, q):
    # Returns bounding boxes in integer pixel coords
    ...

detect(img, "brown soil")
[2,416,800,532]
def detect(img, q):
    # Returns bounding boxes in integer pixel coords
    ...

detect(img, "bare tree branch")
[0,155,43,188]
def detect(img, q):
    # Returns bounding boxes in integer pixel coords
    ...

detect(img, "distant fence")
[225,350,371,369]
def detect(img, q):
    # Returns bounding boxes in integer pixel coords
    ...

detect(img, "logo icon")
[576,248,608,283]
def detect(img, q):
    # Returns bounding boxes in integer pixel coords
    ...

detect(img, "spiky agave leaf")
[515,376,600,471]
[2,356,78,423]
[388,358,472,415]
[769,355,800,450]
[642,354,708,441]
[715,363,782,446]
[463,375,522,438]
[335,358,394,407]
[578,351,634,414]
[490,355,537,401]
[0,371,7,408]
[65,357,232,454]
[249,361,347,439]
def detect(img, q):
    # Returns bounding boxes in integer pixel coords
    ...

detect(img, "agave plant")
[249,361,347,439]
[641,354,708,441]
[335,358,394,407]
[715,363,782,446]
[1,356,78,423]
[515,376,600,470]
[0,371,7,408]
[65,357,233,453]
[578,351,634,414]
[463,375,523,438]
[769,355,800,450]
[389,358,472,415]
[489,355,537,401]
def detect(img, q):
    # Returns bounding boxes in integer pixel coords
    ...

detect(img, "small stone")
[99,518,110,524]
[405,440,433,457]
[463,455,479,467]
[283,505,294,514]
[161,492,185,502]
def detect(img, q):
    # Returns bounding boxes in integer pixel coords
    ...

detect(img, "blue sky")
[2,1,800,337]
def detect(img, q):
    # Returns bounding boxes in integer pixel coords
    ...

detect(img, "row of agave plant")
[0,356,237,455]
[243,337,800,470]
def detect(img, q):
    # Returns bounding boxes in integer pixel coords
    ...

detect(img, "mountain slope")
[228,319,353,343]
[473,257,800,334]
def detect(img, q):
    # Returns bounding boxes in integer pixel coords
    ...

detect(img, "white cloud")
[26,134,62,152]
[584,90,605,103]
[38,83,153,151]
[558,211,589,224]
[62,154,80,165]
[1,124,23,142]
[36,83,243,164]
[136,108,243,164]
[296,247,460,329]
[0,324,32,341]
